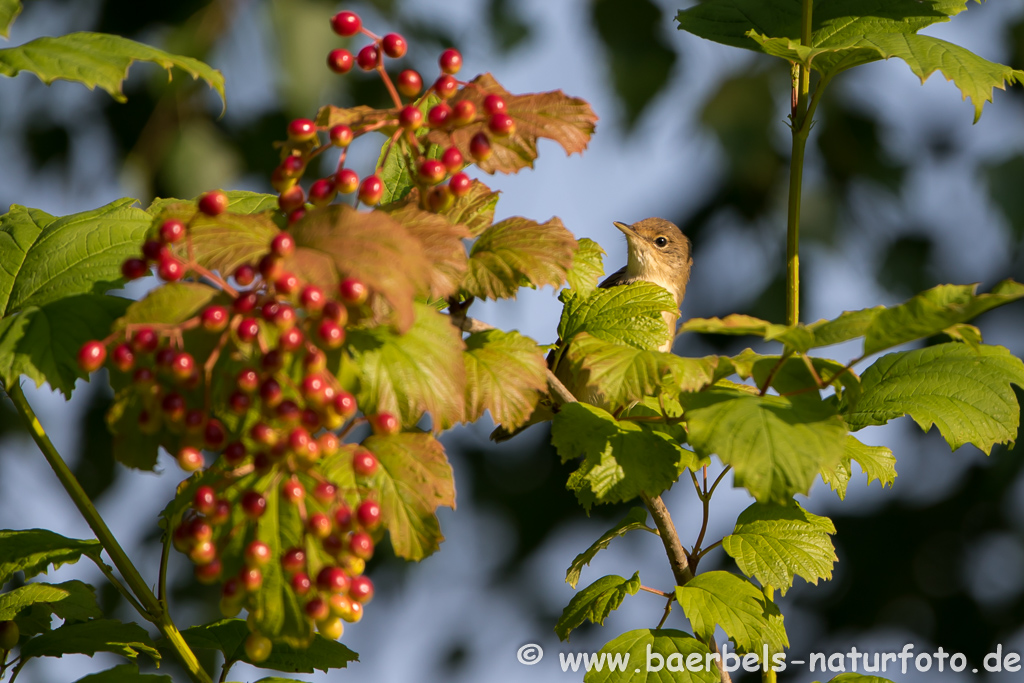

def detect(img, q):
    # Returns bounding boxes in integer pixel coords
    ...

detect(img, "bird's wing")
[599,265,629,289]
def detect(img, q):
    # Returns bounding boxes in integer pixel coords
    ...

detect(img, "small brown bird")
[491,217,692,440]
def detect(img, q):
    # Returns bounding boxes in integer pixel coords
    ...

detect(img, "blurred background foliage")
[2,0,1024,681]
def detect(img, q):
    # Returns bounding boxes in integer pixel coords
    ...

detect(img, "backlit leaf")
[0,529,102,586]
[463,329,547,429]
[0,580,101,622]
[19,619,160,661]
[565,238,606,299]
[565,507,654,589]
[463,216,576,300]
[583,629,718,683]
[675,571,788,655]
[555,572,640,642]
[559,282,676,351]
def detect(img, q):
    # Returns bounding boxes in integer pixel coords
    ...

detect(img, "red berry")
[370,411,400,435]
[157,256,184,281]
[275,272,300,295]
[159,218,186,243]
[451,100,476,125]
[240,566,263,592]
[309,178,337,206]
[198,191,229,216]
[339,277,369,304]
[111,343,134,372]
[221,578,242,602]
[198,305,226,332]
[418,159,446,184]
[155,347,176,369]
[333,503,353,531]
[279,326,304,352]
[349,531,374,560]
[396,69,422,98]
[357,499,383,528]
[317,319,345,348]
[305,596,330,621]
[245,540,272,566]
[349,575,375,604]
[121,257,147,280]
[260,378,283,407]
[441,146,464,172]
[291,571,312,596]
[301,374,326,401]
[237,317,260,343]
[333,391,357,418]
[427,103,451,128]
[193,485,216,514]
[236,368,259,393]
[131,328,159,353]
[278,185,305,213]
[132,367,155,385]
[224,441,247,464]
[327,48,353,74]
[250,422,276,445]
[177,447,204,472]
[488,112,515,137]
[171,352,194,380]
[289,208,306,225]
[234,292,259,316]
[77,341,107,373]
[330,10,361,37]
[271,232,296,258]
[307,512,332,538]
[299,285,325,312]
[190,540,217,565]
[335,168,359,194]
[353,450,379,477]
[469,132,492,161]
[314,482,338,505]
[433,74,458,100]
[204,419,226,448]
[317,566,351,594]
[322,300,349,325]
[210,499,230,525]
[483,94,507,115]
[228,391,251,414]
[282,478,305,504]
[241,490,267,519]
[398,105,423,130]
[449,172,472,197]
[356,45,379,71]
[282,547,306,573]
[358,175,383,205]
[288,118,317,142]
[194,557,222,584]
[439,48,462,75]
[276,400,302,424]
[288,427,311,453]
[382,33,407,58]
[142,239,168,262]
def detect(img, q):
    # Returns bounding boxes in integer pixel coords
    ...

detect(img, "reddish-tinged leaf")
[463,216,577,300]
[288,205,435,333]
[381,195,471,299]
[436,180,500,237]
[364,432,456,561]
[426,73,598,174]
[463,329,548,429]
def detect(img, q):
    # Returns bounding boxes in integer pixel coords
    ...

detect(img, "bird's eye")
[654,237,668,248]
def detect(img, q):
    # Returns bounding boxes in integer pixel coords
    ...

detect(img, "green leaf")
[556,572,641,642]
[0,580,101,622]
[347,303,465,429]
[675,571,788,656]
[436,180,500,237]
[377,142,442,206]
[0,32,225,109]
[822,676,897,683]
[114,282,219,330]
[463,329,547,430]
[566,508,653,589]
[722,503,837,595]
[843,343,1024,453]
[379,194,471,299]
[552,403,702,511]
[363,432,455,560]
[0,0,21,39]
[463,216,576,300]
[809,281,1024,354]
[0,529,102,586]
[559,282,677,351]
[822,436,897,500]
[19,618,160,661]
[565,333,719,408]
[565,238,606,298]
[104,387,162,470]
[679,388,847,504]
[180,619,357,672]
[74,663,172,683]
[582,629,718,682]
[678,314,814,352]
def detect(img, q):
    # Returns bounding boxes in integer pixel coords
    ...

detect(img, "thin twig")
[758,351,792,396]
[708,466,732,499]
[93,558,149,619]
[639,585,673,598]
[656,595,674,630]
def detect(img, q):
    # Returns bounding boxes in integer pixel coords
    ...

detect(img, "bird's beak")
[613,221,634,236]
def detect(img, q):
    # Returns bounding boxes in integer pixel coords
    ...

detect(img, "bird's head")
[613,218,692,304]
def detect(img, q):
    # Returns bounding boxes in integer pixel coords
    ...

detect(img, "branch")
[640,492,694,586]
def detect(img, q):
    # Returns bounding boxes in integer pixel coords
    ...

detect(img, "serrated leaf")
[566,238,606,298]
[179,619,357,672]
[0,529,103,586]
[463,329,547,429]
[583,629,719,683]
[147,190,278,217]
[0,32,225,109]
[722,503,836,595]
[565,333,718,408]
[0,0,21,39]
[843,342,1024,454]
[749,354,862,407]
[462,216,576,300]
[0,580,101,622]
[559,282,676,352]
[288,205,436,333]
[376,139,443,205]
[436,180,499,237]
[556,572,640,642]
[347,303,465,428]
[552,403,701,511]
[363,432,455,561]
[104,387,162,470]
[379,194,470,299]
[74,664,172,683]
[822,436,897,500]
[425,73,597,174]
[566,507,654,589]
[679,388,846,504]
[675,571,788,656]
[678,314,815,352]
[19,619,160,661]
